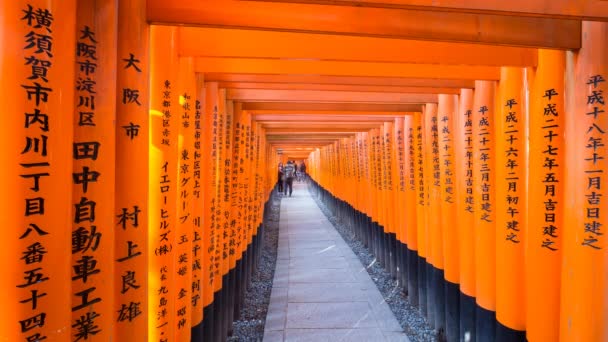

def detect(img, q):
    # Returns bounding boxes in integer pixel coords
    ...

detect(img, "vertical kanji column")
[175,56,195,340]
[149,25,179,342]
[115,0,149,339]
[455,88,476,341]
[438,94,459,342]
[190,73,205,340]
[527,49,565,342]
[71,1,117,340]
[472,80,497,341]
[1,1,75,340]
[561,21,608,341]
[495,67,527,341]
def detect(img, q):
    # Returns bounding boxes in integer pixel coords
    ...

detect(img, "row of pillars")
[1,1,279,341]
[307,25,607,342]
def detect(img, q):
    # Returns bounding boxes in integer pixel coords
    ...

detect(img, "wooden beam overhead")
[179,27,538,67]
[269,0,608,21]
[148,0,581,49]
[219,82,460,94]
[228,89,438,103]
[195,57,500,80]
[242,102,423,112]
[207,73,476,88]
[249,110,417,116]
[265,128,365,133]
[255,114,399,121]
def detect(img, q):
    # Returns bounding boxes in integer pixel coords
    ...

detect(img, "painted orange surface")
[526,48,565,342]
[194,57,500,80]
[179,26,537,67]
[455,88,475,297]
[72,2,117,341]
[323,0,608,20]
[472,80,497,312]
[560,21,607,342]
[0,1,76,340]
[148,0,580,48]
[115,0,149,339]
[438,94,459,283]
[494,67,526,331]
[149,24,179,342]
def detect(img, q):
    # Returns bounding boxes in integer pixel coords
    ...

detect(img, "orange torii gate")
[1,1,607,342]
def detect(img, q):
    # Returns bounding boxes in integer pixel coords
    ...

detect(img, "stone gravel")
[310,187,438,342]
[228,191,282,342]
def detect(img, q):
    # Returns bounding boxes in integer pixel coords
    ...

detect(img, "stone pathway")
[263,181,410,342]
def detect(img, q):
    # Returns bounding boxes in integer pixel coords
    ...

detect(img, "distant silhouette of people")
[277,162,284,193]
[283,160,296,196]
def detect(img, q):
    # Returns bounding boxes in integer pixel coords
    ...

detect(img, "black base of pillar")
[418,257,427,317]
[407,248,419,306]
[460,292,476,342]
[496,320,526,342]
[202,302,215,342]
[426,262,435,328]
[234,258,244,320]
[433,267,446,338]
[475,304,496,342]
[192,319,203,341]
[445,280,460,342]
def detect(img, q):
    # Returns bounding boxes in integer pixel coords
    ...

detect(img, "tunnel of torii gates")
[2,0,608,341]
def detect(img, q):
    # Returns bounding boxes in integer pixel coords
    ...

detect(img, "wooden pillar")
[561,21,608,341]
[174,56,195,340]
[115,0,149,339]
[404,114,419,306]
[190,74,205,337]
[0,1,76,340]
[148,25,179,342]
[425,103,443,329]
[455,88,476,341]
[394,117,407,287]
[472,80,497,340]
[495,67,527,340]
[201,81,219,340]
[526,49,565,342]
[438,94,460,342]
[413,111,428,317]
[71,1,117,341]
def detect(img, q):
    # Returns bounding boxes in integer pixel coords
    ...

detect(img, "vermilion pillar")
[174,56,195,341]
[495,67,527,341]
[526,49,565,342]
[413,111,428,317]
[202,81,219,341]
[561,21,608,342]
[455,88,476,341]
[404,114,419,306]
[1,1,76,340]
[424,103,443,329]
[71,1,117,340]
[191,74,205,337]
[149,25,179,342]
[115,0,149,339]
[472,80,497,341]
[438,94,460,342]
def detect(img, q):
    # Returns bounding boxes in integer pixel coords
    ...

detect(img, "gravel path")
[228,191,282,342]
[309,187,438,342]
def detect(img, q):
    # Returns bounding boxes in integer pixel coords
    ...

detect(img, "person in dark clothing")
[277,162,284,194]
[299,161,306,178]
[283,160,296,196]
